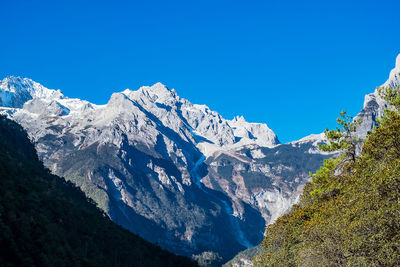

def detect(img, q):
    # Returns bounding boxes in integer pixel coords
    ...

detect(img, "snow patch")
[250,149,265,159]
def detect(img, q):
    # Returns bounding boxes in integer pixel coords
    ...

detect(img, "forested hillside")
[0,115,196,267]
[254,87,400,266]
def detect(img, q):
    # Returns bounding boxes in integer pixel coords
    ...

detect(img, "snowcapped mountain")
[0,76,63,108]
[0,76,330,263]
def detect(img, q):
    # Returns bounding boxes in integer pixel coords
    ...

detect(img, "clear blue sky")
[1,0,399,142]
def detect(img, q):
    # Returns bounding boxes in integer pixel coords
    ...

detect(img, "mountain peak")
[152,82,170,90]
[133,82,178,105]
[0,76,64,108]
[146,82,174,96]
[232,115,246,122]
[2,76,35,93]
[3,75,23,84]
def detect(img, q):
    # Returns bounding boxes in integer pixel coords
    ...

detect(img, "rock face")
[355,54,400,138]
[3,51,398,262]
[222,53,400,265]
[0,76,330,262]
[0,76,63,108]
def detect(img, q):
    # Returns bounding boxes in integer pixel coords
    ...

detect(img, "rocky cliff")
[0,76,331,262]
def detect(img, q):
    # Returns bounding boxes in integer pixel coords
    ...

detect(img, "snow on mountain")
[290,133,325,145]
[0,77,279,154]
[5,52,399,264]
[0,76,329,264]
[0,76,63,108]
[120,82,279,154]
[228,116,279,147]
[289,133,333,155]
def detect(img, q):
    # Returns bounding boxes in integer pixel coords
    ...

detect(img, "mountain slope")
[355,54,400,138]
[254,107,400,267]
[254,54,400,266]
[0,77,330,263]
[0,115,196,267]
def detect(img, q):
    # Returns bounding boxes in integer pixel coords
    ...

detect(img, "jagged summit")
[123,82,171,96]
[0,76,336,262]
[232,115,246,122]
[121,82,180,109]
[0,77,280,151]
[147,82,171,92]
[108,92,134,106]
[1,76,63,97]
[103,81,280,149]
[0,76,64,108]
[227,116,279,147]
[0,54,396,264]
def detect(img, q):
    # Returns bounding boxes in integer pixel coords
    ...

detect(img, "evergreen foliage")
[0,116,196,267]
[378,84,400,110]
[319,110,361,162]
[254,107,400,266]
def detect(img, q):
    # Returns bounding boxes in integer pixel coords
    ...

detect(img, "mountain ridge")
[1,53,398,265]
[0,69,353,263]
[0,74,338,263]
[0,76,280,149]
[0,114,196,267]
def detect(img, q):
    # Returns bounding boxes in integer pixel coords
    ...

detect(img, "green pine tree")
[319,110,361,162]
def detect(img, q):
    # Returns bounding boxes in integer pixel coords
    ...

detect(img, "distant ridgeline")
[254,61,400,266]
[0,115,196,267]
